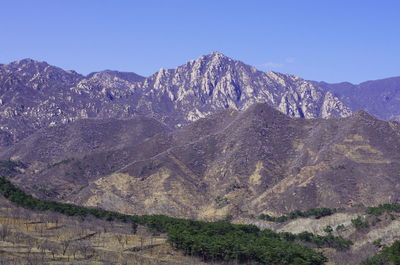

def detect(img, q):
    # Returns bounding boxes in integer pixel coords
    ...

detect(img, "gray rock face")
[0,59,144,144]
[0,53,351,145]
[138,52,351,126]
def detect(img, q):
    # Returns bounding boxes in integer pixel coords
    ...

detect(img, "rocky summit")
[0,52,351,146]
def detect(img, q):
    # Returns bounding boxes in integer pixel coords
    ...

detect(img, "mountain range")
[1,52,400,265]
[2,103,399,221]
[1,52,400,216]
[0,52,354,146]
[2,52,399,150]
[314,77,400,121]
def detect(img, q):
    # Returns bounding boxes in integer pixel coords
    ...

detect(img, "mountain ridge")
[4,102,399,220]
[313,76,400,121]
[0,53,351,146]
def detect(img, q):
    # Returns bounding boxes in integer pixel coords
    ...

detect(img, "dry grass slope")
[0,196,211,265]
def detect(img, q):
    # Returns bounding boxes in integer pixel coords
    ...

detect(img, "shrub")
[351,216,369,230]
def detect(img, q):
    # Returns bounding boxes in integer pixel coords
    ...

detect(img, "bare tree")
[140,236,145,249]
[26,254,42,265]
[21,209,32,231]
[25,238,35,259]
[11,207,21,222]
[124,234,130,246]
[116,233,125,247]
[69,241,80,260]
[41,240,59,260]
[77,239,94,259]
[48,211,60,228]
[60,239,71,256]
[0,224,9,241]
[11,229,24,245]
[38,240,47,262]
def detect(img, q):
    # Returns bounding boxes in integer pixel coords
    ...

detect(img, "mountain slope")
[314,76,400,121]
[4,103,399,220]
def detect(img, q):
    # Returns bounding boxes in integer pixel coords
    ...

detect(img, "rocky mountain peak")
[142,52,351,124]
[202,51,232,64]
[1,58,84,86]
[0,54,353,145]
[3,58,49,73]
[181,51,246,78]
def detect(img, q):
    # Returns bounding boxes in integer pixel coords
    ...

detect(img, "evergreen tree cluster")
[362,240,400,265]
[167,221,328,264]
[366,204,400,216]
[259,208,337,223]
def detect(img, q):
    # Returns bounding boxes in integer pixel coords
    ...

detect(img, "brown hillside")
[2,103,400,220]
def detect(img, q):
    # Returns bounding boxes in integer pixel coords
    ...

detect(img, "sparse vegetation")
[47,158,73,169]
[285,231,353,251]
[0,160,26,177]
[330,164,346,170]
[32,184,59,197]
[323,225,333,234]
[335,224,345,232]
[259,207,338,222]
[214,196,229,208]
[0,177,136,224]
[225,183,241,193]
[372,238,383,248]
[0,200,174,264]
[351,216,369,230]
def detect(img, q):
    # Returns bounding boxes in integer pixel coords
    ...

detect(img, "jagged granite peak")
[0,58,84,91]
[140,52,351,124]
[0,59,143,143]
[0,54,352,145]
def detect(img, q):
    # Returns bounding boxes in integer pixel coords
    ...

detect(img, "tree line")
[259,207,338,223]
[366,204,400,216]
[0,176,335,264]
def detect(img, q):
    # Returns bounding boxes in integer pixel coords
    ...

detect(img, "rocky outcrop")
[0,53,351,145]
[139,52,351,125]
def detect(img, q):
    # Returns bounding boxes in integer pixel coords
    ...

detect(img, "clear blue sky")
[1,0,399,83]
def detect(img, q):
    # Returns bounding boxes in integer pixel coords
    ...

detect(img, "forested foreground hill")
[1,176,400,265]
[0,177,328,265]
